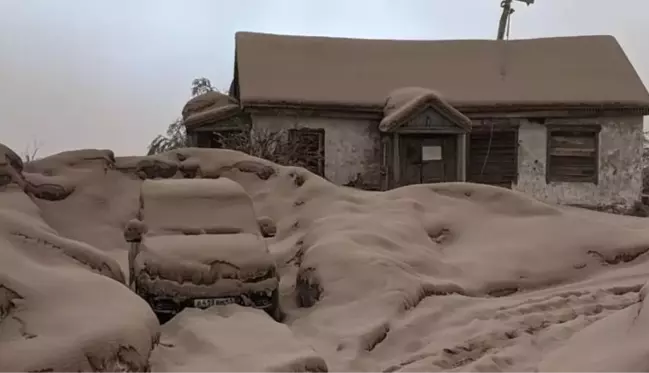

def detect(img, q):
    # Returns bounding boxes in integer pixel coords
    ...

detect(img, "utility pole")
[497,0,535,40]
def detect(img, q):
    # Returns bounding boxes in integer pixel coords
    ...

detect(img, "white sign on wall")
[422,145,442,161]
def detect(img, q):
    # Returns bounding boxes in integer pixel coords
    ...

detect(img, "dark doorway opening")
[399,135,457,185]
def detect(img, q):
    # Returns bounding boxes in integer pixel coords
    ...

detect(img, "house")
[183,32,649,210]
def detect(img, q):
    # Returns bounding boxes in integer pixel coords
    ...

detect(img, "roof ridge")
[235,31,621,44]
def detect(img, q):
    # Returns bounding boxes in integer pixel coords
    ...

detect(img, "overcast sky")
[1,0,648,157]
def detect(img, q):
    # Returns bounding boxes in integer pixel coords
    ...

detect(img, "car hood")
[141,233,274,272]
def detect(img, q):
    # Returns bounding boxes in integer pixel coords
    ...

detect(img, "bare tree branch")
[147,118,191,155]
[148,77,216,155]
[214,128,324,173]
[22,138,42,162]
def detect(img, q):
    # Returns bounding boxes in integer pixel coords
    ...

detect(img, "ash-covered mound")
[151,305,328,372]
[0,176,158,371]
[2,144,649,371]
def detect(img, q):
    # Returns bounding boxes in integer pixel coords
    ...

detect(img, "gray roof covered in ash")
[234,32,649,113]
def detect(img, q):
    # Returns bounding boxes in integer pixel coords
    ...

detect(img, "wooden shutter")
[547,128,599,183]
[467,129,518,188]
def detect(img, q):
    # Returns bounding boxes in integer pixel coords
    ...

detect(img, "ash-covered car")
[124,177,281,323]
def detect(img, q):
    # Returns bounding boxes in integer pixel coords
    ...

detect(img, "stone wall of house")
[514,116,644,210]
[250,113,381,187]
[250,112,644,208]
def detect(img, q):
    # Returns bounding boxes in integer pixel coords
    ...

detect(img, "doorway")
[399,135,457,185]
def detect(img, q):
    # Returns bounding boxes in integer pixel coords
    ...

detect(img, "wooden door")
[399,135,457,185]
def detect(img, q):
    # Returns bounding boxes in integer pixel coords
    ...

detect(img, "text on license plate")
[193,297,236,308]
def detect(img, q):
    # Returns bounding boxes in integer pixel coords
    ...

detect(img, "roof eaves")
[455,102,649,116]
[183,105,242,130]
[379,93,472,132]
[243,99,649,117]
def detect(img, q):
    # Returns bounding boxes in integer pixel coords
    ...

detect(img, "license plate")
[193,297,237,308]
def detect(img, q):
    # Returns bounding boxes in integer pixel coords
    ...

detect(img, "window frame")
[545,125,600,184]
[287,128,325,177]
[466,126,519,189]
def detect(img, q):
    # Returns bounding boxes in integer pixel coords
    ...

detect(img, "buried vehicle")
[124,177,281,323]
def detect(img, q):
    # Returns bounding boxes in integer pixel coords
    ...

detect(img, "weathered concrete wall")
[514,116,644,209]
[250,114,381,187]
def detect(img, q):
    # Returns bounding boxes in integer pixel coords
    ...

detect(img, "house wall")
[250,113,381,187]
[249,111,643,209]
[514,116,644,209]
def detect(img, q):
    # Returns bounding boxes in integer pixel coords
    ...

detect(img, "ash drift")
[3,143,649,371]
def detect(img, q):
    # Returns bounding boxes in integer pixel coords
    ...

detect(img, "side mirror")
[257,216,277,238]
[124,219,147,243]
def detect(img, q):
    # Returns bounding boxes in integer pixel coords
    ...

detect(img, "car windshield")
[139,178,260,236]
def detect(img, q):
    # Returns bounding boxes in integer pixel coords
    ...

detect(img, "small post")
[497,0,534,40]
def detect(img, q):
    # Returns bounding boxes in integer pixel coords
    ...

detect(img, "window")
[467,129,518,188]
[288,128,325,176]
[547,127,599,183]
